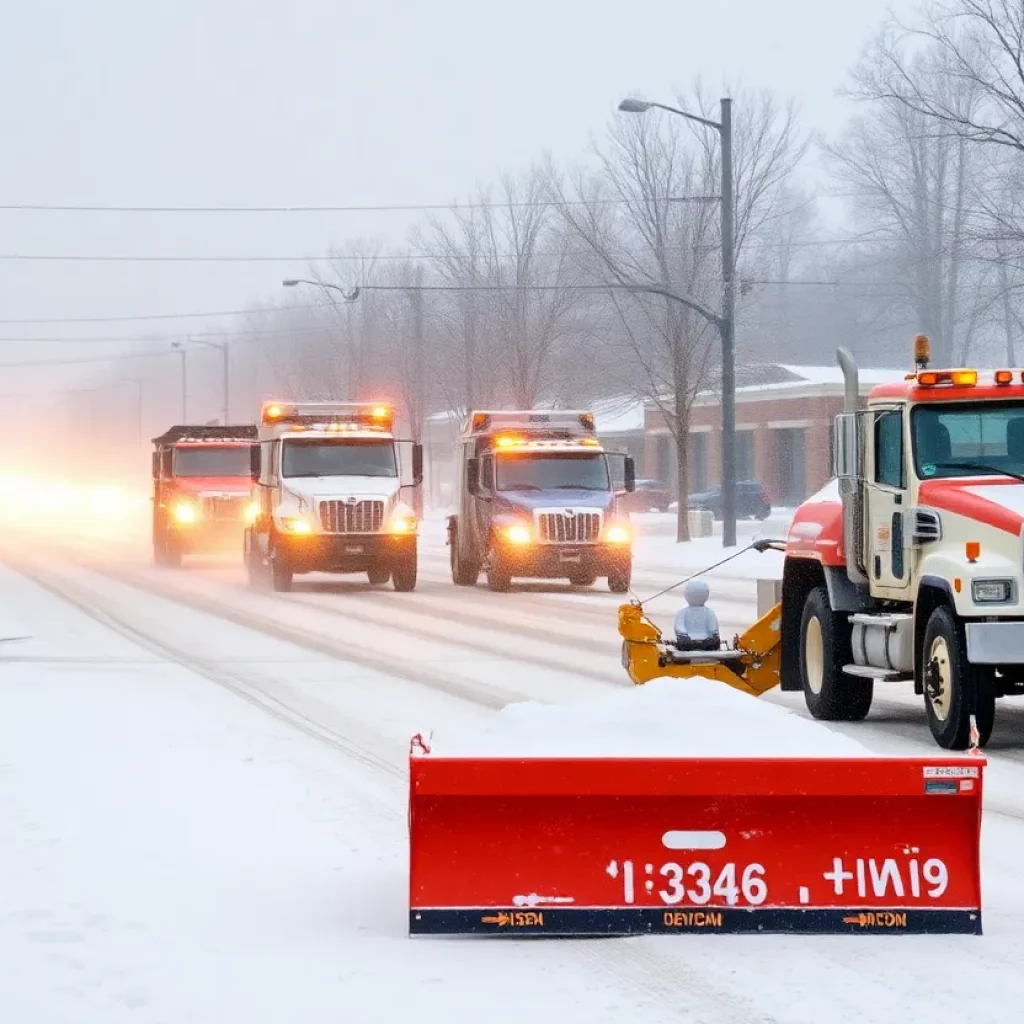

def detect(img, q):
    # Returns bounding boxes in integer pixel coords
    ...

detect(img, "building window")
[774,428,806,505]
[736,431,755,481]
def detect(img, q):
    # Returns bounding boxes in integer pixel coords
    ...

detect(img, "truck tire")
[269,541,293,593]
[392,549,417,592]
[607,567,631,594]
[487,566,511,592]
[800,586,871,721]
[367,567,391,586]
[154,534,182,569]
[450,527,480,586]
[922,605,995,749]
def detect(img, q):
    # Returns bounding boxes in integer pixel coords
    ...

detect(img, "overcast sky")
[0,0,912,391]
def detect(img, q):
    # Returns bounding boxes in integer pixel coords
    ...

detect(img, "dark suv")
[687,481,771,520]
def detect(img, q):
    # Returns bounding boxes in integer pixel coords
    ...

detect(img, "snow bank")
[430,677,873,759]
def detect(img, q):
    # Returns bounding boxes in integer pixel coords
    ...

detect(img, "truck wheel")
[367,567,391,586]
[569,571,597,587]
[607,565,631,594]
[800,586,871,721]
[922,605,995,749]
[451,530,480,586]
[487,566,511,592]
[392,551,417,592]
[155,535,181,569]
[270,544,293,593]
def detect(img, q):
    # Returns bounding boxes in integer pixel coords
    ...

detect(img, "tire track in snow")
[4,553,406,804]
[8,535,531,712]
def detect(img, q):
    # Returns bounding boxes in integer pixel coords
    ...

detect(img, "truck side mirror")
[466,457,481,495]
[833,412,863,479]
[624,456,636,493]
[412,443,424,485]
[151,452,161,479]
[250,444,261,482]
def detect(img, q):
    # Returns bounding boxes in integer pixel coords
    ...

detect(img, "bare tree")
[414,167,583,410]
[548,88,806,541]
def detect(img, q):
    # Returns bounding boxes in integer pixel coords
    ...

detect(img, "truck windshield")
[495,452,609,492]
[173,446,251,477]
[281,438,397,478]
[912,401,1024,478]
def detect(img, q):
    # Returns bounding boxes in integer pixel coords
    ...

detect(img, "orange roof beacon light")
[265,403,283,420]
[495,435,521,448]
[995,370,1014,385]
[372,405,390,420]
[966,541,981,563]
[914,334,931,370]
[916,369,978,388]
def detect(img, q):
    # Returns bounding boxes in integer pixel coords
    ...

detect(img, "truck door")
[866,408,910,592]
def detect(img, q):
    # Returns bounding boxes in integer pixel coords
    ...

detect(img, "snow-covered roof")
[592,396,645,434]
[775,364,902,387]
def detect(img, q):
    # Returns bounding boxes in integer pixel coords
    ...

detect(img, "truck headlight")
[505,524,532,545]
[972,578,1014,603]
[171,501,198,524]
[278,516,312,535]
[244,501,260,524]
[390,513,416,533]
[605,523,631,544]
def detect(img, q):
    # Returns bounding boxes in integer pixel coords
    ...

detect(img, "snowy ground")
[4,485,1024,1021]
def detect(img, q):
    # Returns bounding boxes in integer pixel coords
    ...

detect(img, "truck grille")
[537,510,601,543]
[318,499,385,534]
[200,495,246,520]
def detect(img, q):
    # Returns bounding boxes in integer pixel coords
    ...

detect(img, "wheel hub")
[926,636,952,721]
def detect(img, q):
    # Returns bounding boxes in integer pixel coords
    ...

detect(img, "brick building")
[644,364,895,507]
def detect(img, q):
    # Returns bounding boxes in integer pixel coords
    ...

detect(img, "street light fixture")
[618,95,737,548]
[283,278,360,302]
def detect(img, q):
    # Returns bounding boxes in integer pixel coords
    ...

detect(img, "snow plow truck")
[151,424,258,567]
[620,336,1024,751]
[244,400,423,592]
[446,410,636,592]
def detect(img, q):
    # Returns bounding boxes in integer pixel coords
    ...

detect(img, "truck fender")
[913,576,956,695]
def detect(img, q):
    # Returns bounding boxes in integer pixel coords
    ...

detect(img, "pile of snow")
[430,677,873,759]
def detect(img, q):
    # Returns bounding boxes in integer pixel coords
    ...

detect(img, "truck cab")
[244,400,423,593]
[446,410,635,592]
[781,335,1024,748]
[151,425,258,567]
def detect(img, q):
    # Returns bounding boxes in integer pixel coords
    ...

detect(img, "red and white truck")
[151,424,258,567]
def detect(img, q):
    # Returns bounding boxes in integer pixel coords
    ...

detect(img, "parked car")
[619,478,673,513]
[687,481,771,520]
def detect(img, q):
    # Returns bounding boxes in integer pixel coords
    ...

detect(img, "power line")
[0,302,323,326]
[0,197,718,214]
[0,235,957,264]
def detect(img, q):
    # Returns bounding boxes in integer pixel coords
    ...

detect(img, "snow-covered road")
[4,501,1024,1021]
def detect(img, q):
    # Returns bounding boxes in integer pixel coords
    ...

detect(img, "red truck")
[151,425,258,567]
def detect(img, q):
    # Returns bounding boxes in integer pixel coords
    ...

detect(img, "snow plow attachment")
[409,751,984,936]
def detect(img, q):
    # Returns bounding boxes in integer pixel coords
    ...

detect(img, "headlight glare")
[172,501,198,524]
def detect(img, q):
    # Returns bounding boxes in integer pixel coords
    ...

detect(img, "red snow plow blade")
[409,753,984,936]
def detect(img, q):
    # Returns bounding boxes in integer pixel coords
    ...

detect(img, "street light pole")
[618,96,737,547]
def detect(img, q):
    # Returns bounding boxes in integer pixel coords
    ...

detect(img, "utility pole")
[719,97,737,547]
[410,266,426,516]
